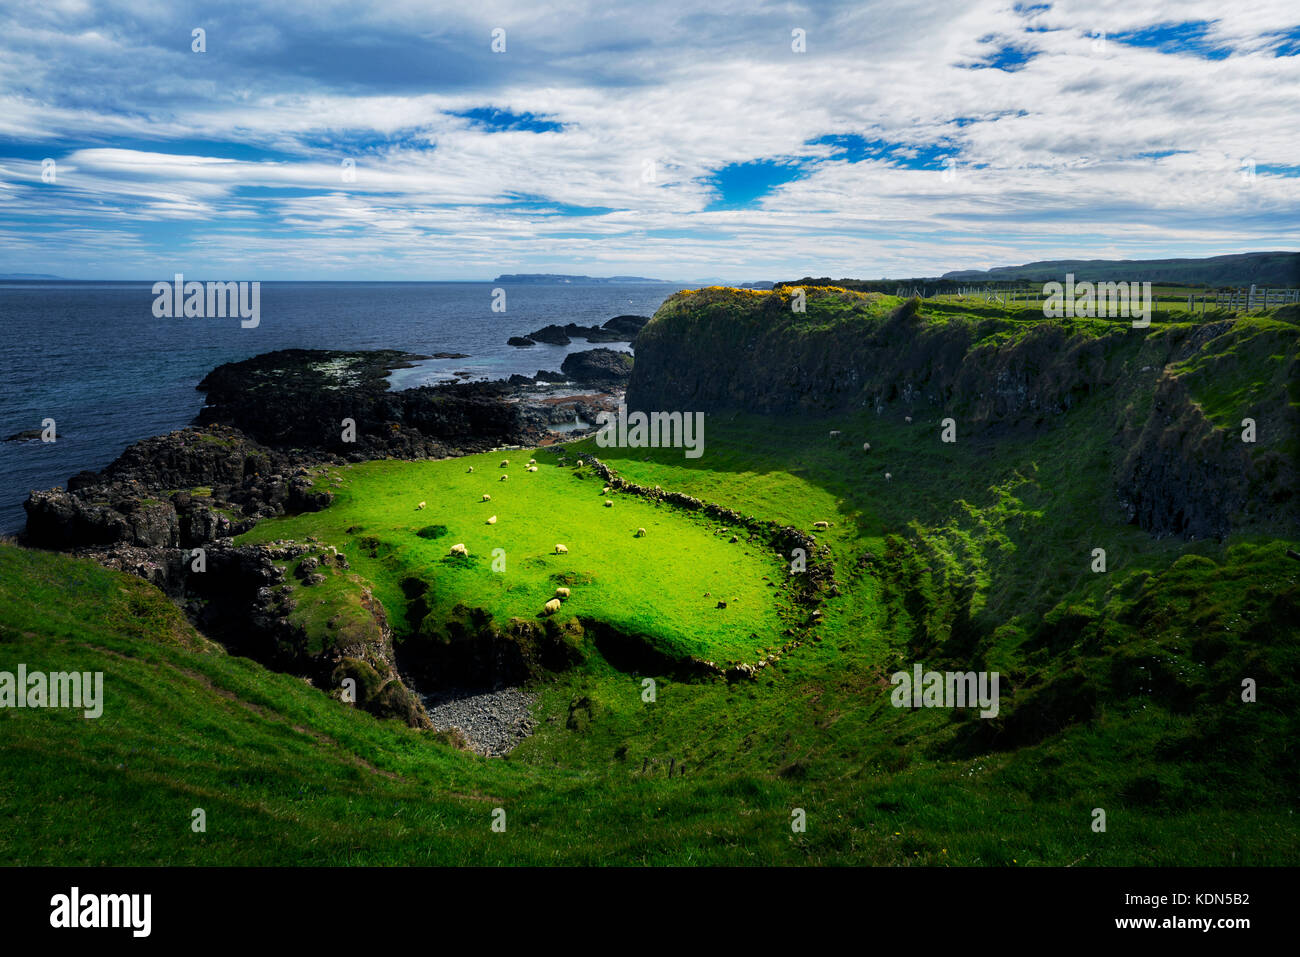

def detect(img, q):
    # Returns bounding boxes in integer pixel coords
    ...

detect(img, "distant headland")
[492,273,677,284]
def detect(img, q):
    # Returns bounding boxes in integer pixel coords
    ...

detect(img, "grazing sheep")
[813,520,830,528]
[449,543,467,556]
[885,472,893,481]
[527,466,538,472]
[862,442,871,451]
[576,459,584,468]
[555,587,570,599]
[528,459,536,466]
[467,466,474,473]
[904,416,912,424]
[482,493,491,502]
[604,500,613,507]
[543,598,562,616]
[486,515,497,525]
[601,485,610,494]
[500,459,509,467]
[635,527,646,537]
[829,430,841,438]
[500,474,508,482]
[554,544,568,555]
[416,501,426,510]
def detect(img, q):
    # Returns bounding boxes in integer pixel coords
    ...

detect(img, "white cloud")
[0,0,1296,278]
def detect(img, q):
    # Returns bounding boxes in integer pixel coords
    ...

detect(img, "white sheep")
[829,430,841,438]
[467,466,474,473]
[482,493,491,502]
[885,472,892,481]
[500,459,509,467]
[416,501,426,510]
[500,474,508,482]
[904,416,912,424]
[554,544,568,555]
[862,442,871,451]
[449,543,467,556]
[635,527,646,537]
[576,459,584,468]
[813,521,830,529]
[543,598,562,616]
[601,485,610,494]
[528,459,537,466]
[527,466,538,472]
[604,500,613,507]
[555,587,570,599]
[486,515,497,525]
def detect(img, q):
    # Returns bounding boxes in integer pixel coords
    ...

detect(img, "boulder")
[560,349,633,387]
[525,325,572,345]
[602,314,651,336]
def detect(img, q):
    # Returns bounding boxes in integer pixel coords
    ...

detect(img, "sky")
[1,0,1298,281]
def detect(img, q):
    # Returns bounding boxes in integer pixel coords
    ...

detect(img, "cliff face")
[627,287,1298,541]
[627,289,1123,423]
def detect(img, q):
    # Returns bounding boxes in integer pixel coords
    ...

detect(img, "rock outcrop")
[560,348,633,387]
[80,538,430,728]
[507,316,650,348]
[195,349,543,455]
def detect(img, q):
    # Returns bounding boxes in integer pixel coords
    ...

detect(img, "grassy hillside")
[939,251,1300,286]
[3,287,1297,865]
[235,450,794,665]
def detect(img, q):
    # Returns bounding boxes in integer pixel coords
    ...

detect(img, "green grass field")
[236,449,793,664]
[2,291,1297,866]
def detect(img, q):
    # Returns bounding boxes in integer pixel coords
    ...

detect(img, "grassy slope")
[3,293,1297,865]
[236,449,792,663]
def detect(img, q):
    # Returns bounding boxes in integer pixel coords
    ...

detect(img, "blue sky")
[0,0,1297,280]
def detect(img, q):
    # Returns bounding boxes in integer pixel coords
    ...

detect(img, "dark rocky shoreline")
[18,344,634,732]
[507,314,648,347]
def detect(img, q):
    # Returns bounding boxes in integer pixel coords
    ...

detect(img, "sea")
[0,281,680,534]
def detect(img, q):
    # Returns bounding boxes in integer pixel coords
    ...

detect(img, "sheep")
[829,430,841,438]
[554,544,568,554]
[813,520,830,529]
[467,466,474,473]
[635,527,646,537]
[885,472,893,481]
[500,474,508,482]
[555,587,571,599]
[449,543,467,556]
[576,459,584,468]
[862,442,871,452]
[904,416,912,424]
[527,466,538,472]
[543,598,562,616]
[416,501,426,510]
[601,485,610,494]
[604,500,613,507]
[528,459,537,466]
[482,493,491,502]
[500,459,509,467]
[486,515,497,525]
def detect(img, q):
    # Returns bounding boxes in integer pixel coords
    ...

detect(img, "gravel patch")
[421,687,539,757]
